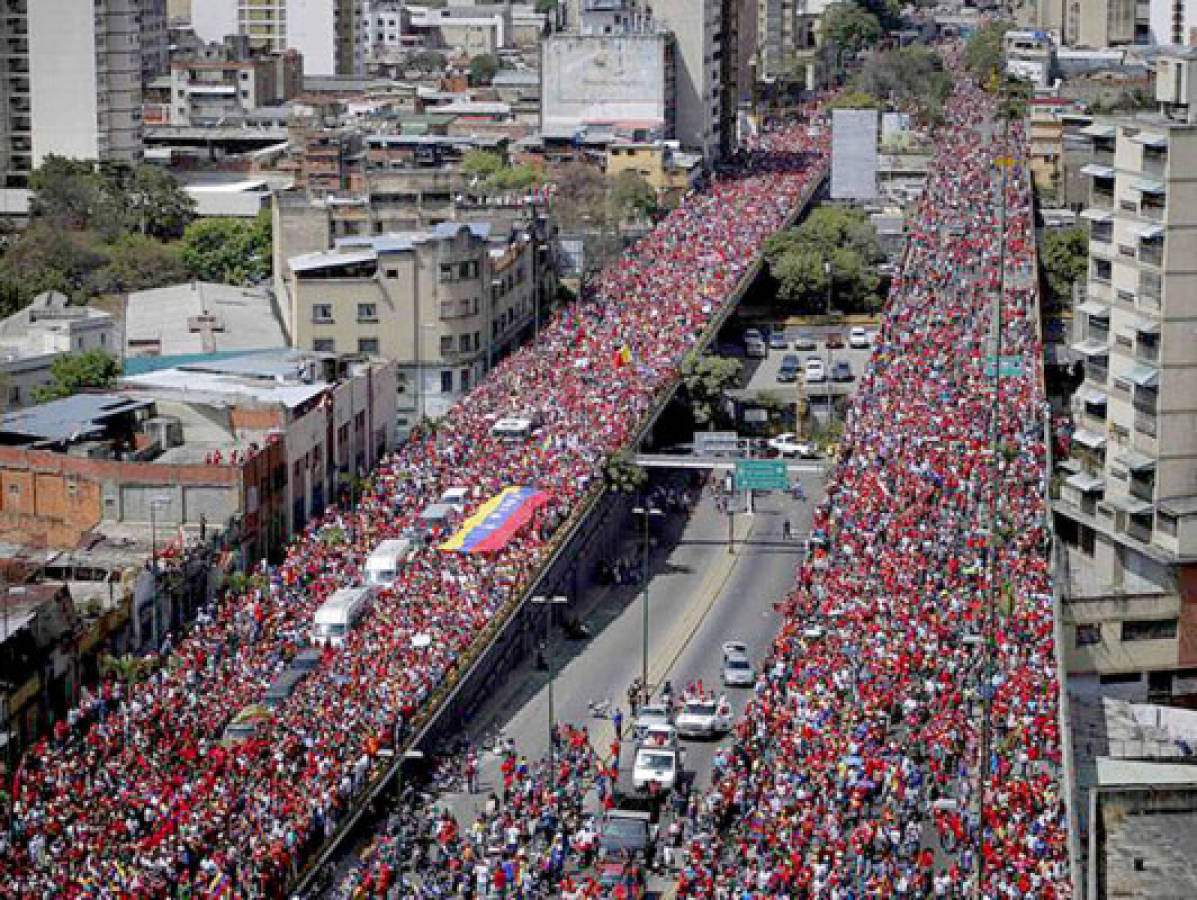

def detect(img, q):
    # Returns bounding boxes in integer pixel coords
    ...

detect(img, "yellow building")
[605,143,703,196]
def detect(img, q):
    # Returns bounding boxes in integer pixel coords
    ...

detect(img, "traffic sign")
[983,355,1023,378]
[735,460,789,491]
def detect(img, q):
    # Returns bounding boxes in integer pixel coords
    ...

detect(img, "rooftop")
[290,222,492,272]
[0,395,152,445]
[124,282,287,360]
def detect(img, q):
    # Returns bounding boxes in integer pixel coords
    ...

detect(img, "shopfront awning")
[1131,177,1166,194]
[1105,494,1153,516]
[1134,222,1165,240]
[1079,123,1116,139]
[1079,207,1113,222]
[1131,131,1167,148]
[1071,338,1109,357]
[1080,163,1116,178]
[1133,317,1160,336]
[1077,299,1110,318]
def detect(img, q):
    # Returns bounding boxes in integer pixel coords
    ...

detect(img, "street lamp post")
[530,595,568,775]
[632,505,664,697]
[149,495,171,649]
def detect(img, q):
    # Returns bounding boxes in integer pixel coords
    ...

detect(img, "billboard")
[831,108,879,201]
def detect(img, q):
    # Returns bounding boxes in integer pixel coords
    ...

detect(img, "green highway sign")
[983,355,1023,378]
[735,459,789,491]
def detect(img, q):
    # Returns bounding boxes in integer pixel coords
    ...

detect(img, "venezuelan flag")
[438,486,550,553]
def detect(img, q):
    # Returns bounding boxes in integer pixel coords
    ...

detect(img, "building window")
[440,370,453,393]
[1092,259,1111,282]
[6,386,17,406]
[440,335,453,355]
[357,302,377,322]
[459,333,470,352]
[385,268,399,279]
[312,303,333,323]
[1158,511,1178,537]
[313,338,335,352]
[6,483,17,497]
[439,263,455,282]
[1121,618,1178,642]
[1075,623,1101,646]
[358,337,379,354]
[461,368,470,391]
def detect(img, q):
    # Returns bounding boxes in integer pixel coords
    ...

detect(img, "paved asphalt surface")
[740,331,876,401]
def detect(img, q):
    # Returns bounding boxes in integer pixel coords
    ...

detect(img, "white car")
[632,745,681,792]
[767,433,819,459]
[849,327,872,349]
[804,359,827,383]
[675,699,732,739]
[721,641,755,688]
[632,703,673,740]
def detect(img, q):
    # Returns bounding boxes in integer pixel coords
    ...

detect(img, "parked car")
[743,328,762,344]
[804,358,827,383]
[777,353,801,383]
[745,337,767,358]
[849,326,872,349]
[721,641,755,687]
[824,331,845,349]
[793,331,818,350]
[831,360,853,382]
[769,331,789,350]
[767,433,819,458]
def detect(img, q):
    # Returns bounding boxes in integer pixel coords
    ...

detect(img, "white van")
[311,586,372,648]
[491,416,535,443]
[365,538,414,587]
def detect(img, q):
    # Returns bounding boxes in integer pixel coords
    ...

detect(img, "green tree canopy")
[1041,226,1088,310]
[409,49,447,72]
[34,349,120,403]
[681,352,742,428]
[963,22,1009,82]
[822,2,882,54]
[461,149,505,180]
[608,170,657,221]
[827,91,883,110]
[29,156,195,240]
[764,206,884,314]
[854,47,951,123]
[179,211,272,285]
[468,53,499,86]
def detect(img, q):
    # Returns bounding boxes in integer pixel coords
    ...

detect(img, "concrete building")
[124,282,288,365]
[142,0,171,81]
[24,0,143,169]
[168,49,302,126]
[1037,0,1151,47]
[0,293,120,411]
[757,0,831,88]
[1150,0,1197,46]
[651,0,723,161]
[406,3,513,55]
[1056,52,1197,704]
[191,0,365,76]
[1005,28,1055,87]
[540,26,676,144]
[287,222,543,425]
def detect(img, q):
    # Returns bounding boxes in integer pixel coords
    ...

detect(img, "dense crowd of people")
[0,113,828,894]
[674,78,1070,897]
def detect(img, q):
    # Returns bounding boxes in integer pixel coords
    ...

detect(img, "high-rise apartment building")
[141,0,170,80]
[650,0,723,161]
[1056,51,1197,704]
[192,0,365,76]
[26,0,143,167]
[1037,0,1151,46]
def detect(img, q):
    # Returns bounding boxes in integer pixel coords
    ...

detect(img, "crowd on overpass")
[0,120,828,894]
[675,77,1070,898]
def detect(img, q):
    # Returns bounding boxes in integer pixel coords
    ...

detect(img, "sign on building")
[831,108,879,201]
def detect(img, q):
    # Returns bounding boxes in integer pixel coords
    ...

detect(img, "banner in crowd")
[439,486,550,553]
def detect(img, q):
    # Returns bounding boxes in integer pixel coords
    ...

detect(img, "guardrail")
[289,163,830,895]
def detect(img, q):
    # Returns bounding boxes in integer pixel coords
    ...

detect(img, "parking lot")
[738,324,877,400]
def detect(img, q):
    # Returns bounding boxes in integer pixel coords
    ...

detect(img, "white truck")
[364,538,415,587]
[311,585,372,648]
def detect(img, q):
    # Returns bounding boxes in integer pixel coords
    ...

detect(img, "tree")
[853,47,951,123]
[461,149,505,181]
[468,53,499,86]
[822,2,882,54]
[29,156,100,230]
[409,49,447,72]
[1041,226,1088,310]
[963,22,1009,82]
[103,162,196,240]
[95,234,190,293]
[764,207,884,313]
[608,170,657,222]
[179,211,271,285]
[34,349,120,403]
[604,452,648,494]
[681,352,742,428]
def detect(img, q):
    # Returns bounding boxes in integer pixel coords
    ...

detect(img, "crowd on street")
[674,76,1070,898]
[0,111,828,895]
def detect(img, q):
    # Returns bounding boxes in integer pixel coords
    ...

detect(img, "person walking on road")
[782,519,792,541]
